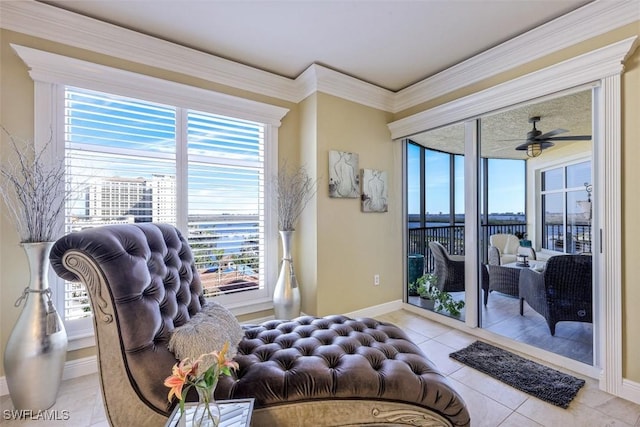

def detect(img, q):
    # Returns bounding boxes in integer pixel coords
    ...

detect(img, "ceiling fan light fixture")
[513,116,590,159]
[526,142,543,158]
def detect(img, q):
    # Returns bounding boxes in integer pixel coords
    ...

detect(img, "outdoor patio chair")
[484,247,519,305]
[428,241,465,293]
[50,223,470,427]
[488,236,536,266]
[489,233,521,264]
[519,254,592,335]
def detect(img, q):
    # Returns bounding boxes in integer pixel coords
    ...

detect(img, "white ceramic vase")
[273,230,301,319]
[3,242,68,411]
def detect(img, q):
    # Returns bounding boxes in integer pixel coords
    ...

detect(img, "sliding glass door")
[405,89,595,365]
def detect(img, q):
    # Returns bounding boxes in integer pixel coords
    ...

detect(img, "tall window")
[541,161,592,254]
[63,87,267,321]
[406,140,465,276]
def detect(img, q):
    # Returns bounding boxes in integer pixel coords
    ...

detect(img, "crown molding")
[11,44,290,126]
[1,1,638,114]
[294,64,395,110]
[388,36,638,140]
[393,0,640,113]
[0,0,300,102]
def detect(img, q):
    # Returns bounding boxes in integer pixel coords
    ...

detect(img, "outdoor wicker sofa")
[50,223,470,426]
[519,254,593,335]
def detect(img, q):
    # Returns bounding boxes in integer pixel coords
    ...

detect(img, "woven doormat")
[450,341,585,408]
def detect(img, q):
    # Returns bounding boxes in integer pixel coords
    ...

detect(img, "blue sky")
[407,145,525,215]
[66,86,263,216]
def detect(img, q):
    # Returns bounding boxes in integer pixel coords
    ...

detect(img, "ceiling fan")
[514,116,591,158]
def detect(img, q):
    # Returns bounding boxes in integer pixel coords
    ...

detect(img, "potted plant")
[408,279,420,297]
[415,273,465,316]
[416,273,437,309]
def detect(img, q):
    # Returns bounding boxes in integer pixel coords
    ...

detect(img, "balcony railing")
[543,223,593,253]
[408,223,527,274]
[408,222,592,275]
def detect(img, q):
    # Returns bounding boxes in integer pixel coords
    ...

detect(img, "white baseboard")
[0,355,98,397]
[0,374,6,396]
[344,299,404,319]
[622,379,640,405]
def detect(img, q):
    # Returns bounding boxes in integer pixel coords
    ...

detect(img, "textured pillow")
[168,301,244,366]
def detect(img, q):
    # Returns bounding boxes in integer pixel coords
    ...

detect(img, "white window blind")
[186,111,264,296]
[64,87,177,320]
[63,86,266,321]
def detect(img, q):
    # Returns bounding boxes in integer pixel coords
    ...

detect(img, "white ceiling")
[40,0,592,92]
[34,0,596,159]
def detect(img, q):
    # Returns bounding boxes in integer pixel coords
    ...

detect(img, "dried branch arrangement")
[275,163,317,231]
[0,127,69,243]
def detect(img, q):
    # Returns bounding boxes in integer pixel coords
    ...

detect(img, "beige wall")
[294,92,403,316]
[306,93,401,316]
[622,38,640,382]
[298,94,320,315]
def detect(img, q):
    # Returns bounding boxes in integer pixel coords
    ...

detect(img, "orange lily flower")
[163,357,194,402]
[214,342,240,372]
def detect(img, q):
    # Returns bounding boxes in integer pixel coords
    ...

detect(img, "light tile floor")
[2,309,639,426]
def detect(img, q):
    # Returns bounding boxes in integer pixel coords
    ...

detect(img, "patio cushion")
[490,234,521,262]
[504,235,521,254]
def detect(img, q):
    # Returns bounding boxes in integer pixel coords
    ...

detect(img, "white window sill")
[67,333,96,351]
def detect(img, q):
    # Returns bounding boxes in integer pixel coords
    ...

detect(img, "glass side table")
[165,398,255,427]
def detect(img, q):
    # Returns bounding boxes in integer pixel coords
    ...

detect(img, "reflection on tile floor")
[409,291,593,365]
[2,309,638,426]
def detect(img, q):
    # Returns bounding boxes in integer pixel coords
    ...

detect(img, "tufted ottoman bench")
[218,315,469,426]
[50,223,469,426]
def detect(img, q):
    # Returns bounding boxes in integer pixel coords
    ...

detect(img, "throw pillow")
[168,300,244,366]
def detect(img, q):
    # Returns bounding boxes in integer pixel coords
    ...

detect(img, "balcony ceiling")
[409,90,593,160]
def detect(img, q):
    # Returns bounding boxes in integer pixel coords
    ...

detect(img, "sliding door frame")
[392,37,636,396]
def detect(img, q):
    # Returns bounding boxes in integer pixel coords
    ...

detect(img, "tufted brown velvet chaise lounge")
[50,223,469,426]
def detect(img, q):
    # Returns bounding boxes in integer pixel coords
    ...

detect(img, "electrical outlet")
[374,274,380,286]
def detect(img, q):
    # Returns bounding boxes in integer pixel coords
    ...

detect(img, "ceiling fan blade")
[543,135,592,141]
[535,128,568,139]
[515,141,555,151]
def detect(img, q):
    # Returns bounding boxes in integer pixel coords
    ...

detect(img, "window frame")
[537,157,592,256]
[16,45,289,349]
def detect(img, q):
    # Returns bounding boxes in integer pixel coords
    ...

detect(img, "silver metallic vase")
[273,231,301,319]
[4,242,68,411]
